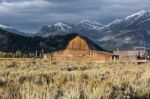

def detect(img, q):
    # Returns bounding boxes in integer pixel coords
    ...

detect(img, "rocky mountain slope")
[36,22,73,37]
[98,10,150,50]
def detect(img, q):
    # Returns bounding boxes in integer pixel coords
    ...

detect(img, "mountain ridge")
[0,24,32,37]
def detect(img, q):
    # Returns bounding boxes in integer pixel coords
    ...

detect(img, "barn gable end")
[66,36,90,50]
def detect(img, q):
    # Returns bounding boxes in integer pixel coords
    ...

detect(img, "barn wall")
[66,36,90,50]
[44,49,112,62]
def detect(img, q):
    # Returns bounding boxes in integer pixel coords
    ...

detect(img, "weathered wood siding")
[44,49,112,62]
[66,36,89,50]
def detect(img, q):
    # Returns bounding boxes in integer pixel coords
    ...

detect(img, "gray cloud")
[0,0,150,33]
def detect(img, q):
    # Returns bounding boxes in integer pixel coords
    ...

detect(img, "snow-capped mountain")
[76,19,104,31]
[73,20,104,39]
[104,10,150,31]
[37,22,73,37]
[37,20,104,39]
[98,10,150,50]
[0,24,30,36]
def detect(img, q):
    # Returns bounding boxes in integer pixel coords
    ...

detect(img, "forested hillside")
[0,29,101,55]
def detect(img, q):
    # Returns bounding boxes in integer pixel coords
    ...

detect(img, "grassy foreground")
[0,59,150,99]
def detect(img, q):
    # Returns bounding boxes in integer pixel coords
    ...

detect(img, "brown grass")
[0,59,150,99]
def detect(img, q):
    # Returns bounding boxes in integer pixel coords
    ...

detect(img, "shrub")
[15,50,22,58]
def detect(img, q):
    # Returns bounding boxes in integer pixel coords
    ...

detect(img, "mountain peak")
[125,10,150,20]
[37,22,73,37]
[78,19,103,27]
[105,10,150,30]
[47,22,67,28]
[53,22,72,30]
[54,22,66,27]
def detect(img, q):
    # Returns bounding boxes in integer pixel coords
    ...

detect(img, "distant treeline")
[0,28,79,54]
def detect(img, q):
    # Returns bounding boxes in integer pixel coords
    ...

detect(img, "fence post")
[41,49,44,58]
[35,50,38,58]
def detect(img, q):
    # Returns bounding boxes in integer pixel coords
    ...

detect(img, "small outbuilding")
[113,47,149,63]
[44,33,112,62]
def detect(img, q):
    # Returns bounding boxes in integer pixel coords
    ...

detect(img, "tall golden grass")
[0,59,150,99]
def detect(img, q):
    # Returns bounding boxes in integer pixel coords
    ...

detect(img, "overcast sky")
[0,0,150,33]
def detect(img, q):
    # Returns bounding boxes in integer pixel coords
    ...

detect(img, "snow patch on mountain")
[125,10,147,20]
[37,22,73,37]
[77,19,104,31]
[0,24,10,29]
[99,35,113,41]
[124,37,132,44]
[53,22,72,31]
[124,10,150,25]
[105,19,122,27]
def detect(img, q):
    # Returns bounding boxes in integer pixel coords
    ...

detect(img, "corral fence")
[0,49,44,59]
[113,47,150,63]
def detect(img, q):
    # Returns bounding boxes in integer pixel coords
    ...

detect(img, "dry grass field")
[0,58,150,99]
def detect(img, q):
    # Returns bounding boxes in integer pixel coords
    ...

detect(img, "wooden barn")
[44,34,112,62]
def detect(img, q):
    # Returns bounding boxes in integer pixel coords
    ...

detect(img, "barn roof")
[63,33,110,53]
